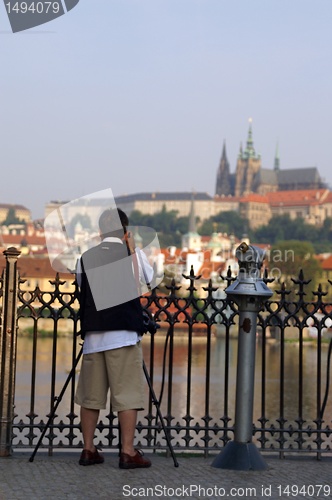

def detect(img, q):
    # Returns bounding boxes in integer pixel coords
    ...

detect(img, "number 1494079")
[5,2,61,14]
[277,484,330,497]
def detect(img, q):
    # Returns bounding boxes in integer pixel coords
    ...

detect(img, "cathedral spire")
[188,192,196,233]
[234,119,261,197]
[238,142,243,158]
[274,142,280,171]
[215,140,231,196]
[244,118,255,158]
[221,140,227,160]
[181,192,201,251]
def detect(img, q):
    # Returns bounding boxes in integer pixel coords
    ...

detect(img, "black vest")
[79,241,144,338]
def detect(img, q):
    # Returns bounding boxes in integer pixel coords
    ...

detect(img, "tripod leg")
[29,346,83,462]
[143,361,179,467]
[118,420,121,457]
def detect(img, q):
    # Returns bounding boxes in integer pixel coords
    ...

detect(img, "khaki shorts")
[75,342,144,412]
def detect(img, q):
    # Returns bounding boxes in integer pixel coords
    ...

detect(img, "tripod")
[29,344,179,467]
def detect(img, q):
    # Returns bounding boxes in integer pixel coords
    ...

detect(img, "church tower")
[234,120,261,197]
[181,193,201,251]
[274,142,280,171]
[215,141,231,196]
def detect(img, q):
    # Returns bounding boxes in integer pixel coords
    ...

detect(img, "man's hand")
[124,231,136,254]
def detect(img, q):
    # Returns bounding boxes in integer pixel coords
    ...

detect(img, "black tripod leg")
[29,346,83,462]
[143,360,179,467]
[118,421,121,457]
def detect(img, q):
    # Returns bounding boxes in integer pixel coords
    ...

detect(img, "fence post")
[0,247,20,457]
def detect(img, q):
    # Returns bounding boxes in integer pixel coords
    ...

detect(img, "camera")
[142,310,160,335]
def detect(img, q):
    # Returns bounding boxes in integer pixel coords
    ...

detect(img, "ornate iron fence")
[1,248,332,458]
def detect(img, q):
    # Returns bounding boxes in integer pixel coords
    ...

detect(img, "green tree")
[199,210,246,238]
[316,217,332,251]
[127,210,148,227]
[269,240,322,299]
[253,214,319,245]
[128,206,189,247]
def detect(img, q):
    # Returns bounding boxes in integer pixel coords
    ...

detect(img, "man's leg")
[107,345,151,468]
[80,406,100,452]
[118,409,137,456]
[118,408,151,468]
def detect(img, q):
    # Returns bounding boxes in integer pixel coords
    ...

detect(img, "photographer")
[74,208,153,468]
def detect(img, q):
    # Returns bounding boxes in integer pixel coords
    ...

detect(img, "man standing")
[75,208,153,468]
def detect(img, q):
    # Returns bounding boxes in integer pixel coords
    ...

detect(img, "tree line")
[129,205,332,253]
[129,206,331,297]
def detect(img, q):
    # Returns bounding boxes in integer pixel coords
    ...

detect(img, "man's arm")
[135,247,154,285]
[125,230,154,286]
[75,257,83,288]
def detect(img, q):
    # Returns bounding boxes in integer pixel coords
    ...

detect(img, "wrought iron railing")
[1,248,332,458]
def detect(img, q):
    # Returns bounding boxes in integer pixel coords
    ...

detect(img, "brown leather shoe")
[119,449,151,469]
[79,448,104,466]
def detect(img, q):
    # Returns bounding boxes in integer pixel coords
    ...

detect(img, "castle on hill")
[44,122,329,230]
[215,121,325,197]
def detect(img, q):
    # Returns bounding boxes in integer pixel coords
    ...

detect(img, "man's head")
[99,208,129,239]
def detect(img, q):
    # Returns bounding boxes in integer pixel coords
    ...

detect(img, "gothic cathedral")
[215,122,324,197]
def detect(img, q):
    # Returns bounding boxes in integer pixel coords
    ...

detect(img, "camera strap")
[132,248,152,293]
[131,249,141,295]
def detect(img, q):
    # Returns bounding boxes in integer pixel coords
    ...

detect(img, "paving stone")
[0,452,331,500]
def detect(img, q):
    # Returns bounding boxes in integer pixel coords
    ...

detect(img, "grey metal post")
[0,247,20,457]
[234,303,259,443]
[212,242,272,470]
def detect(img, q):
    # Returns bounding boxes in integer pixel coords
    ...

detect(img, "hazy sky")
[1,0,332,219]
